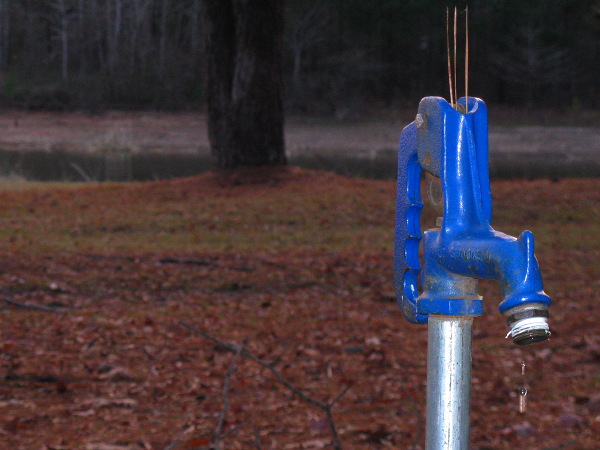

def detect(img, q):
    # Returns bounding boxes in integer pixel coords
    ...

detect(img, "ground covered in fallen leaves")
[0,167,597,449]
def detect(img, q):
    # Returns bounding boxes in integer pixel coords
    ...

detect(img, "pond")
[0,148,597,182]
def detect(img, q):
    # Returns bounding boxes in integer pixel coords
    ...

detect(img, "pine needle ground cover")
[0,168,597,449]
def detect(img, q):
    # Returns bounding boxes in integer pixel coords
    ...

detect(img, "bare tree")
[0,0,9,70]
[106,0,122,77]
[48,0,73,79]
[286,1,333,92]
[492,24,574,108]
[126,0,151,75]
[75,0,86,74]
[190,0,201,65]
[158,0,169,80]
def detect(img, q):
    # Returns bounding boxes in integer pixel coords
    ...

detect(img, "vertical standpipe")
[426,316,473,450]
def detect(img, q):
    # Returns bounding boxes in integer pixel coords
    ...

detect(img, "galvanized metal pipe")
[426,315,473,450]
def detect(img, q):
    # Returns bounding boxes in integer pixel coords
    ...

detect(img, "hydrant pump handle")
[394,121,427,324]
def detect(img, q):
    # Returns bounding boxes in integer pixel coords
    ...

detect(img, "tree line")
[0,0,203,110]
[0,0,598,112]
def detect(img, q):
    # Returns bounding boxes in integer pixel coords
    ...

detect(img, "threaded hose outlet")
[505,306,550,346]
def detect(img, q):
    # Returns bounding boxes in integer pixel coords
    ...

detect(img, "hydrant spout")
[495,229,551,312]
[421,228,551,315]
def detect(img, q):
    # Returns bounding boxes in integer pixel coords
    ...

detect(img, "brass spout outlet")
[504,303,550,346]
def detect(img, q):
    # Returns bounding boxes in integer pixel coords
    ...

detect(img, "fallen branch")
[214,340,245,450]
[253,423,262,450]
[2,297,67,314]
[401,386,422,450]
[158,257,217,267]
[164,424,195,450]
[180,321,351,450]
[81,253,253,272]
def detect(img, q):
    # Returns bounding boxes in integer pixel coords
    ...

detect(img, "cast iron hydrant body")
[395,96,551,338]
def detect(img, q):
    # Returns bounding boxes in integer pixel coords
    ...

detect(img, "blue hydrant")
[395,96,551,345]
[394,96,552,448]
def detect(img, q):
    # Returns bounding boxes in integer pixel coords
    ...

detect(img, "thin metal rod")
[446,8,454,107]
[465,6,469,112]
[453,7,458,109]
[426,316,473,450]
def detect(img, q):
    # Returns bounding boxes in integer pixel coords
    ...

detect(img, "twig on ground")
[158,257,217,267]
[158,256,252,272]
[253,423,263,450]
[541,438,578,450]
[164,424,195,450]
[401,386,422,450]
[180,321,351,450]
[2,297,67,314]
[219,421,247,441]
[214,340,245,450]
[81,253,253,272]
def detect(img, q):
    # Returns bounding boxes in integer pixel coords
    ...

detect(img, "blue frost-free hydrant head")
[394,96,551,345]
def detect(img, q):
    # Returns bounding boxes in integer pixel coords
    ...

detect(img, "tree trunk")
[203,0,286,169]
[190,0,201,66]
[0,0,9,70]
[106,0,122,77]
[59,0,68,80]
[158,0,169,80]
[51,0,69,80]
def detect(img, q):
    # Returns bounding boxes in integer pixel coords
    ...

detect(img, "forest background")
[0,0,597,114]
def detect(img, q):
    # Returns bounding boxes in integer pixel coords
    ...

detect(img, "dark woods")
[0,0,597,111]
